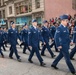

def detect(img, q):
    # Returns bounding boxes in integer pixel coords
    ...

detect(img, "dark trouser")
[41,43,54,57]
[70,45,76,59]
[28,46,43,64]
[38,42,41,50]
[9,45,20,59]
[20,42,24,47]
[52,47,75,73]
[0,45,4,56]
[23,43,31,53]
[9,45,12,51]
[4,41,8,47]
[50,41,58,52]
[2,45,6,51]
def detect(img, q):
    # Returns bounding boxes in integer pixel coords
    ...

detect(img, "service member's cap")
[60,14,68,20]
[32,19,37,23]
[11,21,15,25]
[22,22,27,28]
[43,20,48,24]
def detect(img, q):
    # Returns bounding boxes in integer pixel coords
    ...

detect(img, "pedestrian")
[70,20,76,60]
[51,14,76,75]
[41,20,56,58]
[8,21,21,62]
[0,26,5,58]
[28,19,46,66]
[21,23,31,54]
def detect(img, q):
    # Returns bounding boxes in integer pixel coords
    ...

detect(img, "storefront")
[16,16,32,31]
[16,16,32,25]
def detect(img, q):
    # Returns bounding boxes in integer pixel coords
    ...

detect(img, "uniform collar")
[33,26,37,30]
[12,27,15,30]
[61,24,66,28]
[44,26,47,28]
[24,28,27,30]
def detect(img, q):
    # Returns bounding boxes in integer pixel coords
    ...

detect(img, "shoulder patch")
[56,30,60,33]
[28,32,31,34]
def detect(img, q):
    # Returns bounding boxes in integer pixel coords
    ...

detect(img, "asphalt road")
[0,45,76,75]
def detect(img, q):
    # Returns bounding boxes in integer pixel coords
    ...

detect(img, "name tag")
[38,31,40,32]
[56,30,60,33]
[16,31,17,33]
[63,31,66,32]
[28,32,31,34]
[34,32,36,33]
[11,32,13,33]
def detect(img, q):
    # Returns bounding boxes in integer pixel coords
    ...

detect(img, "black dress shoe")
[72,72,76,75]
[2,55,4,58]
[9,56,13,59]
[70,58,75,60]
[23,52,27,54]
[17,58,21,62]
[20,45,22,48]
[41,54,46,56]
[73,73,76,75]
[56,51,60,52]
[4,50,6,51]
[39,48,41,50]
[5,45,8,47]
[28,59,33,63]
[40,62,46,66]
[51,65,58,69]
[52,55,56,58]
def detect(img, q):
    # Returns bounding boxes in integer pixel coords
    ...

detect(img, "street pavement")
[0,45,76,75]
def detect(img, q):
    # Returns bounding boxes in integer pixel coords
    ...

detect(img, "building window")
[35,0,40,9]
[72,0,76,10]
[3,10,5,18]
[20,5,28,14]
[15,1,32,15]
[9,6,12,14]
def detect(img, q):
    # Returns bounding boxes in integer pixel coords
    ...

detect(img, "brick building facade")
[44,0,76,20]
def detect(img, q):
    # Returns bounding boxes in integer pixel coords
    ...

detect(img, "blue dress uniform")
[51,15,76,74]
[0,29,5,57]
[19,29,25,48]
[50,25,56,38]
[8,24,21,61]
[21,25,31,54]
[28,20,46,66]
[70,24,76,60]
[37,27,43,50]
[41,21,55,58]
[1,30,6,51]
[3,31,8,47]
[50,23,58,52]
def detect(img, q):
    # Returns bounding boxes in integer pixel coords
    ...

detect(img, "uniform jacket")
[54,24,71,49]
